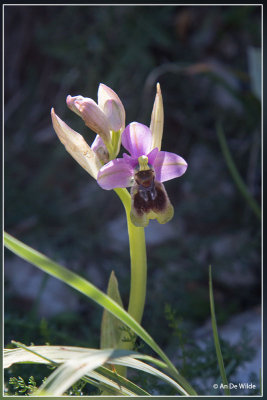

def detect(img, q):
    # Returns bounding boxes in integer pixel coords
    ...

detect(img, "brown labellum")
[132,180,167,215]
[132,168,167,214]
[130,168,174,227]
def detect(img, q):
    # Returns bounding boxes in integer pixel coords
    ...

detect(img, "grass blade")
[209,265,230,395]
[35,349,118,395]
[5,344,183,395]
[5,342,168,372]
[36,350,184,396]
[216,123,261,220]
[4,232,196,396]
[93,366,150,396]
[5,343,149,396]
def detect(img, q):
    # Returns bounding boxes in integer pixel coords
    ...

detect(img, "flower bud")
[69,96,112,145]
[98,83,125,132]
[103,99,124,132]
[66,95,84,117]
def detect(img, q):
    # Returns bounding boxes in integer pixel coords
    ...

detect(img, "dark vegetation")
[4,5,261,395]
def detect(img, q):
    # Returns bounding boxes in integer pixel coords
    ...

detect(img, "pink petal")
[123,153,138,168]
[97,158,134,190]
[98,83,126,127]
[122,122,152,157]
[91,134,105,152]
[153,151,188,182]
[91,135,109,164]
[103,99,124,132]
[66,95,84,117]
[121,147,159,170]
[72,97,111,143]
[147,147,159,166]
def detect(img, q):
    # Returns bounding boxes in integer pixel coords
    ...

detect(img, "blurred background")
[4,5,261,396]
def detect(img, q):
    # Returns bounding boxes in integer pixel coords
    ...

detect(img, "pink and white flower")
[51,84,125,179]
[97,122,188,227]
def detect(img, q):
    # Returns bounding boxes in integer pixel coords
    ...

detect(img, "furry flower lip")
[97,121,188,227]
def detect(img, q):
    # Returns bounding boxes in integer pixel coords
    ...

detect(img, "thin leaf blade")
[4,231,197,396]
[5,345,183,395]
[216,123,261,220]
[209,265,230,396]
[5,343,149,396]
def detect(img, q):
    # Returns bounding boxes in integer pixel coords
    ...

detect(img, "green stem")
[108,190,197,396]
[114,188,147,325]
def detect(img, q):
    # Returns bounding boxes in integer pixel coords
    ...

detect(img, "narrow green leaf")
[95,366,150,396]
[4,232,197,396]
[84,370,138,396]
[35,349,120,396]
[80,374,125,396]
[5,342,167,372]
[216,123,261,220]
[37,349,184,396]
[100,270,127,378]
[5,345,182,395]
[110,356,186,394]
[100,270,125,349]
[209,265,230,396]
[4,343,93,368]
[5,343,149,396]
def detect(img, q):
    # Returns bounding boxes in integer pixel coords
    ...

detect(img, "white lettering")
[217,382,256,391]
[229,383,238,389]
[239,383,256,389]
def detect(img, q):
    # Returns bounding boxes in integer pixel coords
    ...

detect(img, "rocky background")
[4,5,261,396]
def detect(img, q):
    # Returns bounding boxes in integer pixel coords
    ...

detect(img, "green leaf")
[5,343,149,396]
[209,265,230,396]
[4,344,185,395]
[100,270,127,378]
[4,232,197,396]
[35,349,123,396]
[100,270,125,349]
[93,366,150,396]
[38,350,185,396]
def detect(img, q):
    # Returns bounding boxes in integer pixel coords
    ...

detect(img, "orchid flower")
[66,84,125,161]
[51,84,125,179]
[50,82,189,380]
[97,115,187,227]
